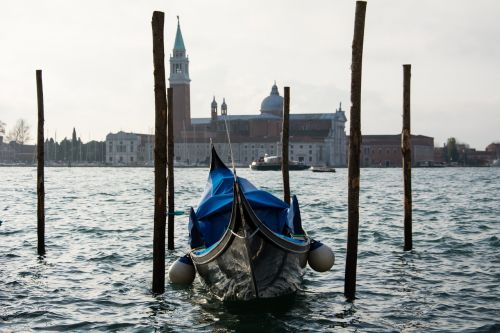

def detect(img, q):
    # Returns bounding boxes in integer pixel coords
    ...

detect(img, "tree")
[446,137,459,162]
[71,127,80,162]
[7,119,31,145]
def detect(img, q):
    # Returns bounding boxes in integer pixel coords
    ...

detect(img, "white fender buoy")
[168,255,196,284]
[308,241,335,272]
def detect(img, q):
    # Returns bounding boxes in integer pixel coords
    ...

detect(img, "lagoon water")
[0,167,499,332]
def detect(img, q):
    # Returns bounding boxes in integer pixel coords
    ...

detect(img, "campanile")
[169,17,191,137]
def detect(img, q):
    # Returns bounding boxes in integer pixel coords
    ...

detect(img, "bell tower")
[221,98,227,116]
[169,16,191,137]
[211,97,218,129]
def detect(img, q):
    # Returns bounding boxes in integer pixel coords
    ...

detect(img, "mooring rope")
[230,228,259,239]
[223,114,237,179]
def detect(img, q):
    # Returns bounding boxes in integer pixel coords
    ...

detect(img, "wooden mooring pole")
[152,10,167,294]
[402,64,412,251]
[36,70,45,256]
[344,0,367,301]
[282,86,290,205]
[167,87,175,250]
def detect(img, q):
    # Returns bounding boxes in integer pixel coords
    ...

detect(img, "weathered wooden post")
[167,87,175,250]
[281,86,291,205]
[152,10,167,294]
[36,69,45,256]
[402,64,412,251]
[344,0,367,301]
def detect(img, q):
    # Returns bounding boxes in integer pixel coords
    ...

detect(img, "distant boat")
[250,154,309,171]
[310,166,336,173]
[415,161,446,168]
[492,159,500,167]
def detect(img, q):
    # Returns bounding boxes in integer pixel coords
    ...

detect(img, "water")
[0,167,499,332]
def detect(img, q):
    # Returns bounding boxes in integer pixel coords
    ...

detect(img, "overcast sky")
[1,0,498,149]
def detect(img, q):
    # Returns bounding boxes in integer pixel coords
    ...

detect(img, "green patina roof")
[174,19,185,51]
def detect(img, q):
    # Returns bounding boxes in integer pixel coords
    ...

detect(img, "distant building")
[432,142,498,167]
[485,143,500,159]
[0,136,15,162]
[179,91,348,167]
[456,144,496,166]
[351,134,434,167]
[106,19,348,167]
[0,136,36,164]
[105,93,348,166]
[105,131,154,166]
[461,148,495,166]
[168,19,347,166]
[434,146,446,163]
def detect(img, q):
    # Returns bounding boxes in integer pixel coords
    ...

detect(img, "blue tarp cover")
[189,154,304,248]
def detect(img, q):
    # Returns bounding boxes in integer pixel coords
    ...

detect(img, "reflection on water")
[0,167,499,332]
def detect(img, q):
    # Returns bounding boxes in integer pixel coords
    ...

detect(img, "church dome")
[260,83,283,114]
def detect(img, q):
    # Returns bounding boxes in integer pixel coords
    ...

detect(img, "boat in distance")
[310,166,336,173]
[250,154,310,171]
[169,147,334,301]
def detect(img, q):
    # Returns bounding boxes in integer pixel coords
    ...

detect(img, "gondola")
[169,147,334,301]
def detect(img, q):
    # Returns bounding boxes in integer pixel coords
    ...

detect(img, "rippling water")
[0,167,499,332]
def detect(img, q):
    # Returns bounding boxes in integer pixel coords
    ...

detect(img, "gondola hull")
[192,231,308,301]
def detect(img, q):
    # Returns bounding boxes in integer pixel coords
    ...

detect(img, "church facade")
[106,20,347,167]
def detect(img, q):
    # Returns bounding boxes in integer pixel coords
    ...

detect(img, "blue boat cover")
[189,148,305,248]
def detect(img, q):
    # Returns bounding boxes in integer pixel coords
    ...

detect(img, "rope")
[230,228,259,239]
[230,230,245,239]
[223,114,237,179]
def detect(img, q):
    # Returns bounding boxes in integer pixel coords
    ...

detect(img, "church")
[106,20,348,167]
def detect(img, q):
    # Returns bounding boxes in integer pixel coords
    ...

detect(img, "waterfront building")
[457,144,496,166]
[0,136,36,164]
[177,88,348,167]
[0,136,15,162]
[485,143,500,159]
[105,131,154,166]
[434,147,446,164]
[435,141,498,167]
[104,19,348,167]
[353,135,434,167]
[460,149,495,166]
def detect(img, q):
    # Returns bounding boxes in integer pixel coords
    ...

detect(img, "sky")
[0,0,499,149]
